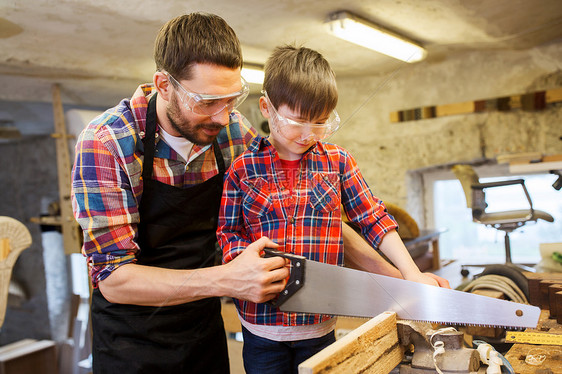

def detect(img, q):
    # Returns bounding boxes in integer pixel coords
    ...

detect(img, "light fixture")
[241,65,264,84]
[325,11,427,63]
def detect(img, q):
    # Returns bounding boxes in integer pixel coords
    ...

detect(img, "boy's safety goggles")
[263,91,341,141]
[168,74,250,117]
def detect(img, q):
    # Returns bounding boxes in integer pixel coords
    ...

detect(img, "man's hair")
[263,45,338,120]
[154,12,243,80]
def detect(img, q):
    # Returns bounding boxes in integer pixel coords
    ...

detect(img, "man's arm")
[99,236,290,306]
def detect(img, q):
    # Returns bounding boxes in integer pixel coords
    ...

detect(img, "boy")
[217,45,439,373]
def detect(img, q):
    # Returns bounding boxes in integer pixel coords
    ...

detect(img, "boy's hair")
[263,45,338,120]
[154,12,243,80]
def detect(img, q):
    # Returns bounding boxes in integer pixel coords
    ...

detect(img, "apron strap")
[212,139,226,175]
[142,93,158,179]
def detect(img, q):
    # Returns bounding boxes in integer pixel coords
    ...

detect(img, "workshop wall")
[332,41,562,227]
[0,102,100,346]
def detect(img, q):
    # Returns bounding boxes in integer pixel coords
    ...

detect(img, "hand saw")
[264,249,540,329]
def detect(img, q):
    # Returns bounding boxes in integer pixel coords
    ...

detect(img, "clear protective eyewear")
[168,73,250,117]
[263,91,341,142]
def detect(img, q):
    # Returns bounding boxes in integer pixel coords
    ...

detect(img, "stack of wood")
[526,272,562,322]
[503,272,562,373]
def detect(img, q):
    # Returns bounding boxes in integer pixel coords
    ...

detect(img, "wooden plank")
[298,311,402,374]
[389,111,400,123]
[435,101,475,117]
[554,291,562,324]
[524,272,562,307]
[504,343,562,374]
[52,84,81,254]
[548,285,562,318]
[546,87,562,103]
[543,154,562,162]
[390,86,562,123]
[0,339,58,374]
[540,280,562,310]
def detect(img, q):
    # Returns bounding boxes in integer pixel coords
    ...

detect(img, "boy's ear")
[259,96,270,119]
[153,71,172,101]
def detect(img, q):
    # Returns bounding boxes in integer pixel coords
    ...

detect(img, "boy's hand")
[423,272,451,288]
[405,272,440,287]
[224,237,290,303]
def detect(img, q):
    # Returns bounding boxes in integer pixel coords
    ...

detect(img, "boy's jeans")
[241,325,336,374]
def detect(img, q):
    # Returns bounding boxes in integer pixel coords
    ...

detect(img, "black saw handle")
[263,248,306,308]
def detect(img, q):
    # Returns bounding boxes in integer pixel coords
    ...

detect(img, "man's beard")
[166,94,225,146]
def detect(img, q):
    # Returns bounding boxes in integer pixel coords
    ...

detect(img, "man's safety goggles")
[263,91,340,141]
[168,74,250,117]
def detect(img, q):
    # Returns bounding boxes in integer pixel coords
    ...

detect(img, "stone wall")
[331,42,562,226]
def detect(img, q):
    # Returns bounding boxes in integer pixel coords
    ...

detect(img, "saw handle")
[263,248,306,308]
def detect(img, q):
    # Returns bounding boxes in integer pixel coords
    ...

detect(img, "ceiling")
[1,0,562,109]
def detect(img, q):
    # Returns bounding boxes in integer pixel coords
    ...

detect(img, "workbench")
[504,310,562,373]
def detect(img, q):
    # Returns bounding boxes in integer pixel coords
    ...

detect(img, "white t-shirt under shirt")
[159,125,193,163]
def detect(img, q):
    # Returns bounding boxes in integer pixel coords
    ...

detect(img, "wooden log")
[524,272,562,307]
[548,285,562,318]
[556,292,562,326]
[539,280,562,310]
[298,311,403,374]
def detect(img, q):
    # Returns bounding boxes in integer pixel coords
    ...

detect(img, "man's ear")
[259,96,270,119]
[153,71,172,101]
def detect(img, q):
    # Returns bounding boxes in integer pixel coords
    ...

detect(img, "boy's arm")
[378,230,440,286]
[342,222,401,277]
[343,224,450,288]
[338,151,449,288]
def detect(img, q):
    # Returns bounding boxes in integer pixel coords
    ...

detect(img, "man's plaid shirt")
[218,136,398,326]
[71,84,256,287]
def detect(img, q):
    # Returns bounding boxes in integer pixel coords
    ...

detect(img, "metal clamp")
[263,248,306,308]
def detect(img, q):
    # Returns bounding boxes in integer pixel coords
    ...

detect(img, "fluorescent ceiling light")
[325,11,427,63]
[241,66,264,84]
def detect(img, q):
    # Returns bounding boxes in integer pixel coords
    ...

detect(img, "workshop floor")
[225,259,474,373]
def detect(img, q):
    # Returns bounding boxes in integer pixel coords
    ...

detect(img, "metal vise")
[397,321,482,374]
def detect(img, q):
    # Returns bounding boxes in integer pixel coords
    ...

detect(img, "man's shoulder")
[78,98,143,161]
[216,111,259,164]
[217,111,257,142]
[86,100,138,137]
[86,84,152,140]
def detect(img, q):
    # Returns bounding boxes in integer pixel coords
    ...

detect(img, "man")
[71,12,448,373]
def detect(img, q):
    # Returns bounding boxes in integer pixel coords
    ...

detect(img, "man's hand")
[223,237,290,303]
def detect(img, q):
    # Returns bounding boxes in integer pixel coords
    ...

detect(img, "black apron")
[91,94,229,374]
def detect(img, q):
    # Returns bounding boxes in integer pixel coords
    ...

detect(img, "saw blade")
[279,259,540,329]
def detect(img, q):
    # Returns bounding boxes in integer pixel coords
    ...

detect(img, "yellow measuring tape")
[506,331,562,346]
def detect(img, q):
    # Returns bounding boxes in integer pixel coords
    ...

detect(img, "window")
[428,166,562,265]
